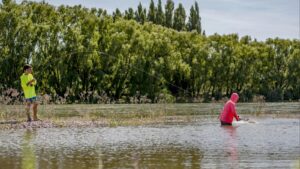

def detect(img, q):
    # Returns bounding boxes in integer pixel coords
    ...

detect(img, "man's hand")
[26,79,36,86]
[238,117,249,121]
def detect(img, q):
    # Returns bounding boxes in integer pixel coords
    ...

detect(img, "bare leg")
[25,102,31,122]
[33,102,39,121]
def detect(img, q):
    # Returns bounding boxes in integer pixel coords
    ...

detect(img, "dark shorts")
[221,121,232,125]
[25,97,37,103]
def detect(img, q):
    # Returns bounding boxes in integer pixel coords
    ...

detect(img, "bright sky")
[15,0,300,41]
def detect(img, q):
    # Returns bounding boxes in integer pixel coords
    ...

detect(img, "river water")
[0,117,299,169]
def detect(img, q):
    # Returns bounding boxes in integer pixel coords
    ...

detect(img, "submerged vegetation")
[0,102,299,129]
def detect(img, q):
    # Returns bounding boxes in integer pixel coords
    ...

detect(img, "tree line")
[113,0,202,34]
[0,0,299,103]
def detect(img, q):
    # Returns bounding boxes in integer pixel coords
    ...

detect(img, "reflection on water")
[6,138,203,169]
[0,117,299,169]
[222,126,238,169]
[22,129,37,169]
[101,146,203,169]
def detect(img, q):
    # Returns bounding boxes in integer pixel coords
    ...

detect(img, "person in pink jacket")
[219,93,241,125]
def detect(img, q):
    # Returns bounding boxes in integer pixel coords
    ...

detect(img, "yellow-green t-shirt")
[20,73,37,99]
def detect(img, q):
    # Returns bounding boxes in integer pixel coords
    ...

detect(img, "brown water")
[0,117,299,169]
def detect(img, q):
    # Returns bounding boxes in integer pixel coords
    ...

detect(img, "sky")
[14,0,300,41]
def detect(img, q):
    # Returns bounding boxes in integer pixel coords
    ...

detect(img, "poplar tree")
[173,3,186,31]
[135,2,146,24]
[187,2,201,33]
[164,0,174,28]
[156,0,164,25]
[194,2,202,33]
[125,8,134,20]
[147,0,156,23]
[113,8,122,21]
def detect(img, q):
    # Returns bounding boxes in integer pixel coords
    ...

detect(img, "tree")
[285,40,300,99]
[147,0,156,23]
[135,2,146,24]
[173,3,186,31]
[187,2,201,33]
[124,8,134,20]
[2,0,13,5]
[156,0,164,25]
[0,1,299,103]
[112,8,122,21]
[164,0,174,28]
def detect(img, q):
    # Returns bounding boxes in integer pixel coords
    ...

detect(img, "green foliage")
[147,0,156,23]
[156,0,164,25]
[187,2,201,33]
[124,8,134,20]
[0,1,299,103]
[164,0,174,28]
[173,3,186,31]
[135,2,146,24]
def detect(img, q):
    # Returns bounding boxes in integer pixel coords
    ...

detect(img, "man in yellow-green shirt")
[20,64,39,122]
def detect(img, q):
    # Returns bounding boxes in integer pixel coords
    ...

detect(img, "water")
[0,117,299,169]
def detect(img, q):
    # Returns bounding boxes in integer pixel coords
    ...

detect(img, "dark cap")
[23,64,32,71]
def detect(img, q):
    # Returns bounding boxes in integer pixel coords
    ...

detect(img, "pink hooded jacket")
[220,93,240,124]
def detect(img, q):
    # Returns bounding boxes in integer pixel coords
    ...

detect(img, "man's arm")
[27,74,36,86]
[31,78,36,85]
[232,104,240,121]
